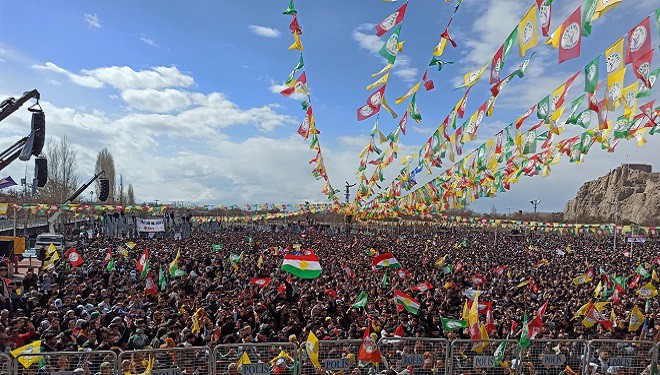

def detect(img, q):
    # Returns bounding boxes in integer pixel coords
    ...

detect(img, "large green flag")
[382,271,388,288]
[409,94,422,123]
[379,24,402,64]
[211,244,223,251]
[351,291,368,308]
[158,266,167,291]
[282,0,296,15]
[636,264,651,278]
[584,56,600,93]
[502,27,518,59]
[519,313,530,350]
[440,317,467,331]
[494,341,507,367]
[637,67,659,98]
[106,258,115,272]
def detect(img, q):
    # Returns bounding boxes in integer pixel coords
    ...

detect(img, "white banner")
[627,235,646,243]
[136,218,165,232]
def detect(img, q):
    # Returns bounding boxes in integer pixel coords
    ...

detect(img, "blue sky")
[0,0,658,213]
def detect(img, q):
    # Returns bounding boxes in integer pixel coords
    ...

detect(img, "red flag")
[537,301,548,318]
[492,265,506,276]
[422,70,434,91]
[277,283,286,294]
[528,315,544,338]
[555,72,580,109]
[536,0,552,37]
[375,3,407,36]
[394,324,405,338]
[510,320,518,333]
[250,277,271,287]
[357,86,386,121]
[441,26,457,47]
[357,326,382,363]
[411,282,434,292]
[144,275,157,297]
[64,248,84,267]
[630,274,641,289]
[558,7,582,64]
[585,305,614,329]
[289,14,302,35]
[640,100,656,120]
[632,49,654,87]
[280,72,306,96]
[485,304,496,334]
[471,275,487,286]
[102,249,112,265]
[626,17,651,65]
[399,111,408,135]
[490,44,504,84]
[397,268,411,279]
[343,265,355,278]
[456,87,471,119]
[136,249,149,272]
[654,256,660,266]
[515,105,536,130]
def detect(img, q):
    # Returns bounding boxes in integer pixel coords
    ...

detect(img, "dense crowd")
[0,222,658,374]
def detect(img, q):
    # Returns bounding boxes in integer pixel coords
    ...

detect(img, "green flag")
[248,236,253,246]
[519,313,530,350]
[140,259,150,279]
[502,27,518,59]
[382,271,388,288]
[566,94,586,123]
[443,265,454,275]
[537,95,550,120]
[429,57,453,71]
[158,266,167,291]
[494,341,507,367]
[212,244,223,251]
[568,109,591,129]
[636,264,651,278]
[379,24,401,64]
[285,54,304,84]
[637,67,659,98]
[282,0,296,15]
[106,258,115,271]
[351,291,368,308]
[584,56,599,93]
[440,317,467,331]
[409,94,422,123]
[582,0,598,36]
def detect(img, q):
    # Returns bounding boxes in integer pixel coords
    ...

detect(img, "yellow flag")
[125,241,136,249]
[461,299,469,320]
[550,106,566,122]
[592,0,623,21]
[594,280,603,298]
[628,306,644,331]
[191,308,203,334]
[605,38,624,77]
[381,95,398,119]
[288,32,303,51]
[237,352,251,367]
[652,269,659,282]
[459,64,488,89]
[545,28,561,49]
[434,37,447,56]
[516,279,530,288]
[636,282,658,299]
[519,6,538,56]
[606,67,626,110]
[46,243,56,256]
[395,81,422,105]
[270,350,293,366]
[257,255,263,269]
[468,292,479,329]
[574,302,591,318]
[50,251,60,262]
[140,356,155,375]
[398,41,404,53]
[372,63,392,77]
[306,331,321,368]
[573,274,592,285]
[621,81,639,118]
[10,340,42,368]
[366,73,390,91]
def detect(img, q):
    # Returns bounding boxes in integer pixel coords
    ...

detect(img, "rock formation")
[563,164,660,226]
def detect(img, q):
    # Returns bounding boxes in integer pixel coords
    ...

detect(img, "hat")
[54,299,63,308]
[90,312,99,320]
[607,367,620,374]
[100,362,111,369]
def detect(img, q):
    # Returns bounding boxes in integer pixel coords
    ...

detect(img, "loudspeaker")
[98,178,109,201]
[31,111,46,156]
[35,156,48,187]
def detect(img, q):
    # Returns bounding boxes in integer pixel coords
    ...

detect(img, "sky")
[0,0,658,213]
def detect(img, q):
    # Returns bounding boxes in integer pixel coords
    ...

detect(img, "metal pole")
[13,206,16,237]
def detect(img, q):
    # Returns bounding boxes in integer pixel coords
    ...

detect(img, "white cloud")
[268,82,307,101]
[352,23,381,53]
[411,126,433,135]
[140,35,158,48]
[121,88,195,113]
[32,62,195,90]
[84,13,101,29]
[249,25,281,38]
[393,67,418,82]
[47,78,61,86]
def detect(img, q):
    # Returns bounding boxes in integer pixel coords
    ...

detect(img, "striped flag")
[394,290,420,314]
[281,254,322,279]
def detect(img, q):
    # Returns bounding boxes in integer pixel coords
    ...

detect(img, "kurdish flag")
[372,252,402,270]
[281,254,322,279]
[394,290,420,314]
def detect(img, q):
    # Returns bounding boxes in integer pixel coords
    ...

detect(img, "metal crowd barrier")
[214,342,297,375]
[299,339,363,374]
[519,339,587,375]
[118,347,212,375]
[4,340,659,374]
[449,339,519,374]
[0,352,11,375]
[14,350,117,375]
[378,337,450,374]
[585,339,658,375]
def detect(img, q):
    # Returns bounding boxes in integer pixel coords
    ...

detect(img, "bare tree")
[127,183,135,205]
[95,148,116,202]
[39,136,79,203]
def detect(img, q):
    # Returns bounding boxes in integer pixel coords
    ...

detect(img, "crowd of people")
[0,221,658,374]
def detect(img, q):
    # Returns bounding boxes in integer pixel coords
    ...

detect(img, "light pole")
[530,200,541,222]
[609,200,618,252]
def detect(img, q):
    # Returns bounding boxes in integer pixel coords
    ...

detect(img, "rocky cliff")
[564,164,660,226]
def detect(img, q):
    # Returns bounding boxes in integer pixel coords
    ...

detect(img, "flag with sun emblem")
[372,252,402,270]
[281,254,322,279]
[558,6,582,63]
[626,17,651,64]
[394,290,420,314]
[379,24,402,64]
[519,6,538,56]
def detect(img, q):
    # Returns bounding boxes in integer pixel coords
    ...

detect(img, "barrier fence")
[5,340,659,374]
